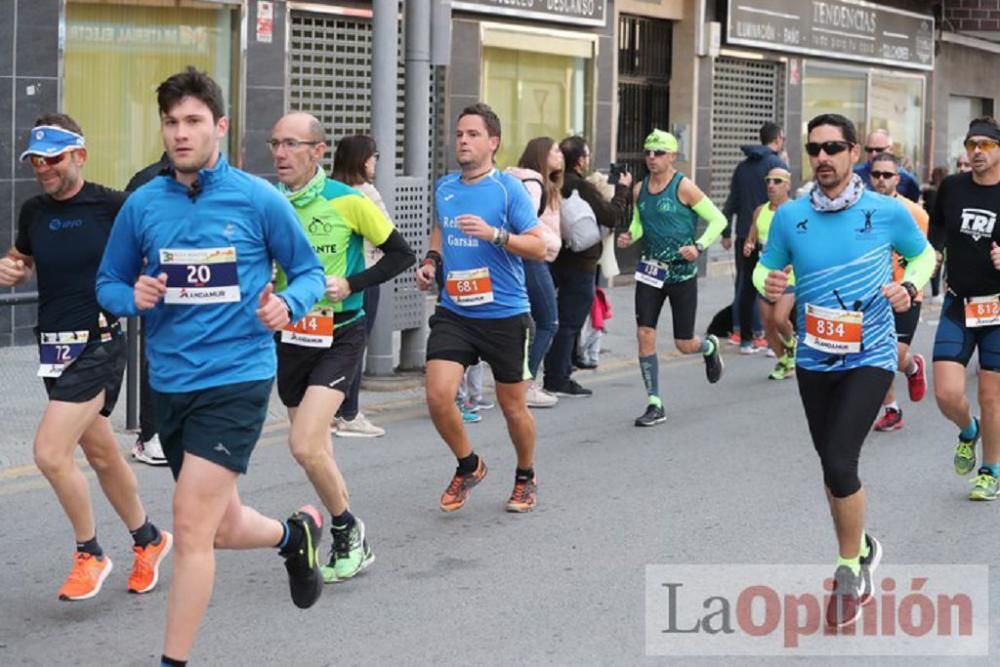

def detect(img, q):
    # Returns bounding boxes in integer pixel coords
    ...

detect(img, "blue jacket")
[96,155,325,393]
[854,162,921,202]
[722,145,787,239]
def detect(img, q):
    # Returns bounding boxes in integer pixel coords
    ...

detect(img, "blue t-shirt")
[96,156,325,393]
[760,190,927,372]
[434,169,538,318]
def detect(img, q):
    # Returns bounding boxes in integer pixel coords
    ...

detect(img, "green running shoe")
[768,355,794,380]
[969,469,999,501]
[954,419,980,476]
[321,518,375,583]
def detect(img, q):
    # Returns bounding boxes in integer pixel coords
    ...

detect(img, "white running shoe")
[526,381,558,408]
[335,412,386,438]
[131,434,168,466]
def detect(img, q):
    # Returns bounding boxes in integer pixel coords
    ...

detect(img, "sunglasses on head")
[764,177,788,185]
[870,170,897,180]
[965,139,999,152]
[29,152,72,168]
[805,141,853,157]
[644,149,668,157]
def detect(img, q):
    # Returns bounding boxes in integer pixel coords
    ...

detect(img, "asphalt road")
[1,282,997,666]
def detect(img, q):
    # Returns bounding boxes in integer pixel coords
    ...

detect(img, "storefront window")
[482,37,594,169]
[802,64,866,180]
[802,62,925,182]
[63,1,238,189]
[869,73,924,178]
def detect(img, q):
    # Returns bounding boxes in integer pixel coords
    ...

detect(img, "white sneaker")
[335,412,386,438]
[526,382,558,408]
[131,434,168,466]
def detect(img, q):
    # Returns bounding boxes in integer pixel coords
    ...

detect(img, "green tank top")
[756,205,776,245]
[636,172,700,284]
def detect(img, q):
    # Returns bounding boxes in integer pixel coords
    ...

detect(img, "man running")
[754,114,934,627]
[415,103,546,513]
[745,167,796,380]
[270,111,414,582]
[868,152,929,432]
[616,129,726,427]
[0,114,170,601]
[929,116,1000,500]
[96,68,327,665]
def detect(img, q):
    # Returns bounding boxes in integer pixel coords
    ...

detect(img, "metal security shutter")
[709,57,785,207]
[289,10,438,331]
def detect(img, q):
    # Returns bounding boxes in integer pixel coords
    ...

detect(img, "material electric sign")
[452,0,608,28]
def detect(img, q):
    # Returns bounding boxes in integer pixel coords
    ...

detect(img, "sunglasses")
[644,149,669,157]
[870,171,898,180]
[965,139,999,152]
[29,152,72,168]
[764,177,788,185]
[864,145,891,153]
[805,141,853,157]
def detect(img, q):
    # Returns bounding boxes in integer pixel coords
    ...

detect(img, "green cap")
[644,129,678,152]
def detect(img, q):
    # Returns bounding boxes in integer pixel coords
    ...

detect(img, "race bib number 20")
[160,247,240,305]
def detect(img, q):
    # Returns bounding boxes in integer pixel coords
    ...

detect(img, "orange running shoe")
[128,530,173,594]
[58,552,113,601]
[440,458,488,512]
[505,475,537,513]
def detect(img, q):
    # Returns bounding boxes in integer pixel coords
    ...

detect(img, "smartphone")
[607,162,625,185]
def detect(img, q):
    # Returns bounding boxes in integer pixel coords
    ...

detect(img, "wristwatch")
[695,242,706,255]
[901,281,919,302]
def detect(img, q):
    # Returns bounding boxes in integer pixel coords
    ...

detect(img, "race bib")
[965,294,1000,328]
[160,247,240,305]
[635,258,669,289]
[804,304,863,354]
[281,308,335,348]
[38,330,89,378]
[446,267,494,306]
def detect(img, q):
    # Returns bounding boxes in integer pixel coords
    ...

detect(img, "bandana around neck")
[279,167,326,208]
[810,173,865,212]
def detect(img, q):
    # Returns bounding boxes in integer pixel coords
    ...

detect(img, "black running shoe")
[281,505,324,609]
[634,404,666,427]
[546,378,593,398]
[826,565,865,628]
[703,334,724,384]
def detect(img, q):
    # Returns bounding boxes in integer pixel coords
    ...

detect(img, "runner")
[868,152,929,432]
[0,114,171,601]
[270,111,415,582]
[753,113,934,627]
[745,167,796,380]
[616,129,726,427]
[96,68,327,665]
[415,102,547,512]
[929,116,1000,500]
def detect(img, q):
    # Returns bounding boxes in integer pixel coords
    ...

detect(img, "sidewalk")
[0,269,740,472]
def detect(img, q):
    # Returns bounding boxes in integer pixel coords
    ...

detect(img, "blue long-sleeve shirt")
[97,155,325,393]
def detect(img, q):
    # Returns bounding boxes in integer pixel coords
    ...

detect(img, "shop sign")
[452,0,607,28]
[727,0,934,71]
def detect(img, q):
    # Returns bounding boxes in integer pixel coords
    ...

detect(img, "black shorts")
[42,333,126,418]
[276,319,367,407]
[893,301,921,347]
[154,378,273,478]
[426,306,532,384]
[634,276,697,340]
[933,294,1000,371]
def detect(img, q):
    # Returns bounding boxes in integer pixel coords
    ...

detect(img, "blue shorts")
[932,295,1000,372]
